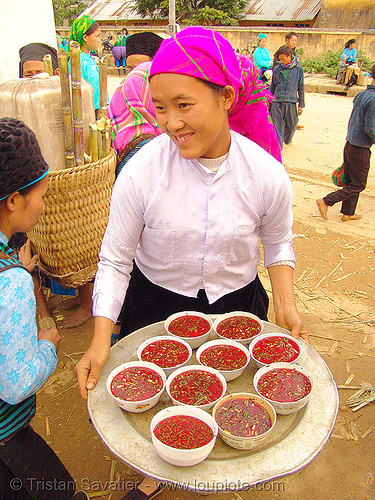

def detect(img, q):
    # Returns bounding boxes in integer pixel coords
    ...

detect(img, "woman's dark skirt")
[119,263,269,339]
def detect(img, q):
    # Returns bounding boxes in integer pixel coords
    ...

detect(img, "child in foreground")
[0,118,87,500]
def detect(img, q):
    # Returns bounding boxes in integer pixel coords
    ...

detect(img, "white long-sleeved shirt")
[93,131,295,322]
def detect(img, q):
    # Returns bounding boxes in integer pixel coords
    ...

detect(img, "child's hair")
[285,32,298,41]
[0,118,48,202]
[371,62,375,79]
[276,45,293,58]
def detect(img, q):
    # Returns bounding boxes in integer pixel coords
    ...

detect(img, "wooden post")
[89,123,99,162]
[70,41,85,166]
[43,54,54,75]
[57,49,75,168]
[96,117,106,159]
[97,55,108,121]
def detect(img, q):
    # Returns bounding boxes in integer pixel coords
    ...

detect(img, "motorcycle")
[101,35,113,54]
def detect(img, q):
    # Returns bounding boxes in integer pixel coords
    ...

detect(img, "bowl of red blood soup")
[249,332,302,368]
[164,311,213,349]
[212,393,277,450]
[150,405,218,466]
[106,361,166,413]
[253,362,314,415]
[137,336,192,376]
[213,311,263,345]
[166,365,227,411]
[196,339,250,381]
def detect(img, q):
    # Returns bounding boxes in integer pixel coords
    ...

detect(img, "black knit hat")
[126,32,163,59]
[19,43,58,77]
[0,118,49,201]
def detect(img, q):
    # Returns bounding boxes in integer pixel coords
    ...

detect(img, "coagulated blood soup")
[153,415,214,449]
[141,339,190,368]
[257,367,312,402]
[111,366,163,401]
[215,397,272,437]
[168,315,211,338]
[199,345,247,371]
[216,316,261,340]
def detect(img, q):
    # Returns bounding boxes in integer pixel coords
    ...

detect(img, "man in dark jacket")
[317,63,375,222]
[269,45,305,149]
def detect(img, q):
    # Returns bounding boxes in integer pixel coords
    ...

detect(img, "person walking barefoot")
[317,62,375,222]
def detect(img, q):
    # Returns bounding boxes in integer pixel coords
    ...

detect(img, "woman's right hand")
[75,316,114,399]
[75,343,110,399]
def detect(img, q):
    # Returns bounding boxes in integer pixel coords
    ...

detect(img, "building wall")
[315,0,375,29]
[57,26,375,62]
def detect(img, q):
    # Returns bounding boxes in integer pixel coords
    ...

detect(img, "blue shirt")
[346,85,375,148]
[253,46,272,70]
[341,47,357,63]
[0,231,57,405]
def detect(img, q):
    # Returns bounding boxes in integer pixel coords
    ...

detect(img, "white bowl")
[213,311,263,345]
[150,405,218,466]
[253,362,314,415]
[137,336,192,376]
[166,364,227,411]
[106,361,166,413]
[249,332,302,369]
[164,311,213,349]
[212,392,277,450]
[196,339,250,382]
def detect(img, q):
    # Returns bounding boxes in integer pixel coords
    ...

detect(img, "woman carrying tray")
[77,26,308,500]
[77,26,307,390]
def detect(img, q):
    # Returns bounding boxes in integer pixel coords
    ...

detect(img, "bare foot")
[341,214,362,222]
[60,295,81,311]
[61,306,92,329]
[316,198,328,220]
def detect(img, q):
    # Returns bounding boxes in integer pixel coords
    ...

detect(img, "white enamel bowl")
[166,364,227,411]
[196,339,250,381]
[107,361,166,413]
[164,311,213,349]
[213,311,263,345]
[253,362,314,415]
[150,405,218,466]
[137,335,192,376]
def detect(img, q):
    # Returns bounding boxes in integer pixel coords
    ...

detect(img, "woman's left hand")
[268,265,309,342]
[275,306,309,342]
[18,239,38,272]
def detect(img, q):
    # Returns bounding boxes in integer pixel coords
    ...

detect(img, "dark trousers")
[119,263,269,339]
[323,141,371,215]
[0,425,75,500]
[270,101,298,149]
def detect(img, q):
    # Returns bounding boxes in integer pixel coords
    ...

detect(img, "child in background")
[68,15,101,112]
[269,45,305,149]
[0,118,87,500]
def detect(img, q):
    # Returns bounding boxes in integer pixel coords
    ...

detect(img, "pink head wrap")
[150,27,281,162]
[108,61,161,154]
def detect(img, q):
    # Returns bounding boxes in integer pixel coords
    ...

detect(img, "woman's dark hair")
[371,63,375,79]
[122,28,129,36]
[84,21,100,36]
[203,81,226,96]
[345,39,356,49]
[276,45,293,58]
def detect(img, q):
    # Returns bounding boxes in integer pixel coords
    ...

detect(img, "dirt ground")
[33,81,375,500]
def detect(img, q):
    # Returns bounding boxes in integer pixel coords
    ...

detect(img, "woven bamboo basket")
[28,149,116,288]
